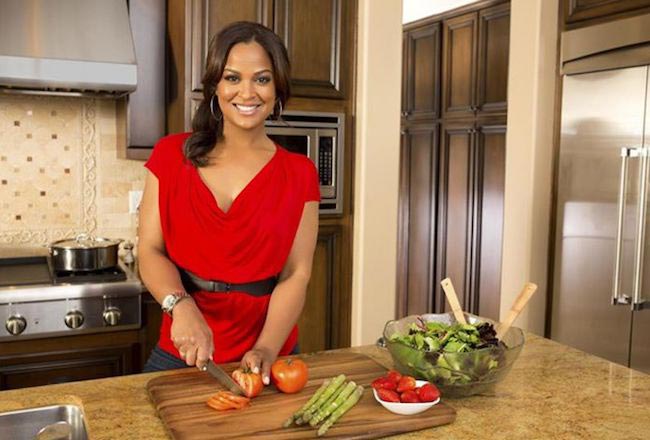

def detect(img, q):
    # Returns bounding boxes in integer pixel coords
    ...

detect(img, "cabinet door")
[403,23,441,122]
[442,12,478,119]
[476,3,509,115]
[397,124,439,317]
[472,122,506,320]
[274,0,350,99]
[436,121,475,312]
[299,225,342,353]
[0,332,141,390]
[563,0,650,26]
[190,0,272,94]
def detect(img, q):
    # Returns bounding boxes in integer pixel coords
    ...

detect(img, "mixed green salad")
[387,317,509,387]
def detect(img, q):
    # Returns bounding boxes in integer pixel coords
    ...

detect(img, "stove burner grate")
[53,266,127,284]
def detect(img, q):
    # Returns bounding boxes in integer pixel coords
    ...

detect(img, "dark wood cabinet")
[398,0,508,320]
[274,0,350,99]
[435,121,475,312]
[442,3,509,119]
[476,3,510,114]
[0,331,141,390]
[442,12,477,119]
[434,119,505,319]
[403,23,441,122]
[563,0,650,27]
[396,124,439,317]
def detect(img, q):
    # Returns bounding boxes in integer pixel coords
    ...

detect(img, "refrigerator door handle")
[613,147,642,306]
[632,146,650,311]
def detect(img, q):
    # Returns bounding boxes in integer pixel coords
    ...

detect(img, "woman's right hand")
[170,299,214,370]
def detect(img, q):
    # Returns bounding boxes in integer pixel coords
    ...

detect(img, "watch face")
[162,294,177,311]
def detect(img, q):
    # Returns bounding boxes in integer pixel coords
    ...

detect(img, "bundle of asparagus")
[282,374,364,437]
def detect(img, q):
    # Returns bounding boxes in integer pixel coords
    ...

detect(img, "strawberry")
[399,390,420,403]
[371,377,397,390]
[396,375,417,392]
[417,383,440,402]
[376,388,400,403]
[385,369,402,384]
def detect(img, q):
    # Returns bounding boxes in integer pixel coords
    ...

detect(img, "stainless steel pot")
[50,234,122,272]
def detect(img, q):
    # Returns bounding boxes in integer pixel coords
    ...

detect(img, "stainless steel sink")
[0,404,88,440]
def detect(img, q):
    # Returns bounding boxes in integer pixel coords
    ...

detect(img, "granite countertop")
[1,334,649,439]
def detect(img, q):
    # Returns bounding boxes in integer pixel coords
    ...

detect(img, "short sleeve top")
[145,132,320,362]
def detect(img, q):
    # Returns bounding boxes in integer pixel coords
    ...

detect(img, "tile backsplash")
[0,95,146,247]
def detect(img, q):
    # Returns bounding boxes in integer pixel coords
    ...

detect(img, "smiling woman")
[138,22,320,386]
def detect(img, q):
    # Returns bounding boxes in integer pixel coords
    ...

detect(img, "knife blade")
[203,360,246,396]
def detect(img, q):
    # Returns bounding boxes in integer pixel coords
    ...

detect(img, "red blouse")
[145,133,320,362]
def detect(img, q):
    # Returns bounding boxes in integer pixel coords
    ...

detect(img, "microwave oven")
[266,111,344,214]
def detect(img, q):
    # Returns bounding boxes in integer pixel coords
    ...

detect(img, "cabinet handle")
[401,111,409,117]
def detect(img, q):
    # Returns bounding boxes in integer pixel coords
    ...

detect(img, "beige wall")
[351,0,403,346]
[0,96,146,248]
[500,0,559,334]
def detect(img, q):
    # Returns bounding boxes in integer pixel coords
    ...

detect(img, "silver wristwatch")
[161,291,191,316]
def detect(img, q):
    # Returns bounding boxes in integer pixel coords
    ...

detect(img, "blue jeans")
[142,344,301,372]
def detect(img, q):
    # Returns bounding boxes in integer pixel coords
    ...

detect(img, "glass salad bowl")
[382,312,524,398]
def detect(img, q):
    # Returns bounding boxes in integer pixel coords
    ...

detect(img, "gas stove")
[0,248,142,341]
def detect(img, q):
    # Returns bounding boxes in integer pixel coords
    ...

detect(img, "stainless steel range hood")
[0,0,137,98]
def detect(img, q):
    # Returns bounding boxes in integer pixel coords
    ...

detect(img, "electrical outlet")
[129,190,143,214]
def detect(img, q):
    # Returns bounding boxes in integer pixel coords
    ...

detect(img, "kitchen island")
[1,334,649,439]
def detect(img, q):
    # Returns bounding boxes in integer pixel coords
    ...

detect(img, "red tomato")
[396,375,417,392]
[271,358,309,394]
[417,383,440,402]
[231,368,264,398]
[376,388,400,402]
[371,377,397,390]
[400,390,420,403]
[385,370,402,384]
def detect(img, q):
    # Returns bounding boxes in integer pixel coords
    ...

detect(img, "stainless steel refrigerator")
[551,23,650,373]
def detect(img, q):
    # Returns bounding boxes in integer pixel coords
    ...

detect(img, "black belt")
[179,268,277,297]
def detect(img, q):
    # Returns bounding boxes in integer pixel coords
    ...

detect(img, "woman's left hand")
[241,346,276,385]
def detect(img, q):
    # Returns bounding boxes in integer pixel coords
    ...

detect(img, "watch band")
[161,291,191,316]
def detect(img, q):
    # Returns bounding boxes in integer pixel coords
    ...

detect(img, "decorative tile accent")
[0,95,145,246]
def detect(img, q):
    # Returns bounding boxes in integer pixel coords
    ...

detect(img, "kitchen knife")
[203,360,246,396]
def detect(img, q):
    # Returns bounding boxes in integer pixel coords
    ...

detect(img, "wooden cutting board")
[147,351,456,439]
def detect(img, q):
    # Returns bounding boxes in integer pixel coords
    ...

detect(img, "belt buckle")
[213,281,231,293]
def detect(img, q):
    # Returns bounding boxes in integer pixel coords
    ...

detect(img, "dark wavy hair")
[184,21,291,167]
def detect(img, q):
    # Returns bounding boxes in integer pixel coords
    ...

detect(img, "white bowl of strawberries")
[371,371,441,416]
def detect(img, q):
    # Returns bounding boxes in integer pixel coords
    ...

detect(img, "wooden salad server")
[440,278,468,325]
[496,282,538,340]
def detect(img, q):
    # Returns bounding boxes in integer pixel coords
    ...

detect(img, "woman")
[139,21,320,386]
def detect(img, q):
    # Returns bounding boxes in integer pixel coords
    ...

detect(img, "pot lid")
[51,234,121,249]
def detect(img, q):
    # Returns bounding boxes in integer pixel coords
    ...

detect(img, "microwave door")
[265,126,317,158]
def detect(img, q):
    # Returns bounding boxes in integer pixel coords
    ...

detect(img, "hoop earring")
[210,95,222,122]
[275,99,283,119]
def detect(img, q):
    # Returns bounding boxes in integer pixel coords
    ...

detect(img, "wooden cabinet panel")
[274,0,348,99]
[403,24,441,122]
[476,3,509,115]
[298,226,342,353]
[474,123,506,320]
[436,122,475,312]
[191,0,271,93]
[397,125,439,317]
[563,0,650,26]
[442,12,477,119]
[0,331,141,390]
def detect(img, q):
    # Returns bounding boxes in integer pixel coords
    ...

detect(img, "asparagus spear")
[317,385,364,437]
[309,380,357,427]
[301,378,347,423]
[294,374,346,425]
[282,378,332,428]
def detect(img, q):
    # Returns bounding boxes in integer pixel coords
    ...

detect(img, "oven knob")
[64,310,84,329]
[103,307,122,326]
[6,315,27,335]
